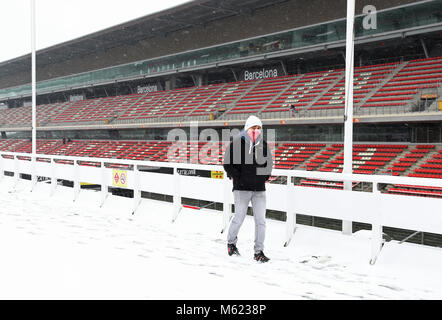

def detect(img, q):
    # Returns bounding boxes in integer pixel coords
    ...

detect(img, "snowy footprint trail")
[0,177,441,299]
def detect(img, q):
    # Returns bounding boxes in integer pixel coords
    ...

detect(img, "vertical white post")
[100,162,108,207]
[30,0,37,188]
[73,160,80,202]
[13,156,20,188]
[370,182,383,265]
[284,174,296,247]
[221,173,231,234]
[30,155,37,192]
[0,153,4,181]
[50,158,57,196]
[171,166,181,222]
[342,0,355,235]
[132,165,141,215]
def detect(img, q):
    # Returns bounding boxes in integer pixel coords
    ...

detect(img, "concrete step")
[218,80,263,121]
[381,147,411,175]
[303,72,346,111]
[403,145,439,176]
[354,62,408,114]
[257,76,300,117]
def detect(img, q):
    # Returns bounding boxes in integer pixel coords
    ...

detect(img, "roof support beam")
[420,38,429,58]
[279,60,287,76]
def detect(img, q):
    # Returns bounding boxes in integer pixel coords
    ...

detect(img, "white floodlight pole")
[31,0,37,188]
[342,0,355,235]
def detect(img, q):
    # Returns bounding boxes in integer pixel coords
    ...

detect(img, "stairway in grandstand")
[0,56,441,128]
[358,57,442,115]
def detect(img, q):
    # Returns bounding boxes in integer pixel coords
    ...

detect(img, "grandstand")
[0,0,441,246]
[1,57,441,127]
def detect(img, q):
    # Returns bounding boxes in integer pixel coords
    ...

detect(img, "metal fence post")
[132,164,141,215]
[50,157,57,196]
[284,174,296,247]
[73,160,80,202]
[100,161,108,207]
[30,154,37,192]
[0,153,4,182]
[370,181,384,265]
[171,166,181,222]
[221,173,231,234]
[13,155,19,189]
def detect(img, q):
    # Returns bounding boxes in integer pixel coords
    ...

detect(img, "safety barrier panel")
[0,151,441,264]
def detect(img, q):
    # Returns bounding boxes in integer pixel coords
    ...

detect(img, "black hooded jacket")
[223,131,273,191]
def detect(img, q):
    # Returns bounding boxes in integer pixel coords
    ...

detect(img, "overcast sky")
[0,0,190,63]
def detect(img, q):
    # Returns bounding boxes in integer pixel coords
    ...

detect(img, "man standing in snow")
[223,115,273,263]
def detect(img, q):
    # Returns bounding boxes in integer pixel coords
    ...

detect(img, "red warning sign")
[112,169,127,188]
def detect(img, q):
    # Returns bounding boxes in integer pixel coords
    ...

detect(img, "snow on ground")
[0,176,441,300]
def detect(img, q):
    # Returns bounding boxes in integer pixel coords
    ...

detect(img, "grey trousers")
[227,190,266,253]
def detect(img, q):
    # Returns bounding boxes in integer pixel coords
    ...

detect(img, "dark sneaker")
[227,243,240,256]
[254,251,270,263]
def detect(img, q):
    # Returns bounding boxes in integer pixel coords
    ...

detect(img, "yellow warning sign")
[211,171,224,179]
[112,169,128,188]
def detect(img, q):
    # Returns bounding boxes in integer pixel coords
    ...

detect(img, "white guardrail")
[0,151,441,264]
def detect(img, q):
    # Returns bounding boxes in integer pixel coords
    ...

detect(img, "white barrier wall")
[1,151,441,264]
[139,171,175,196]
